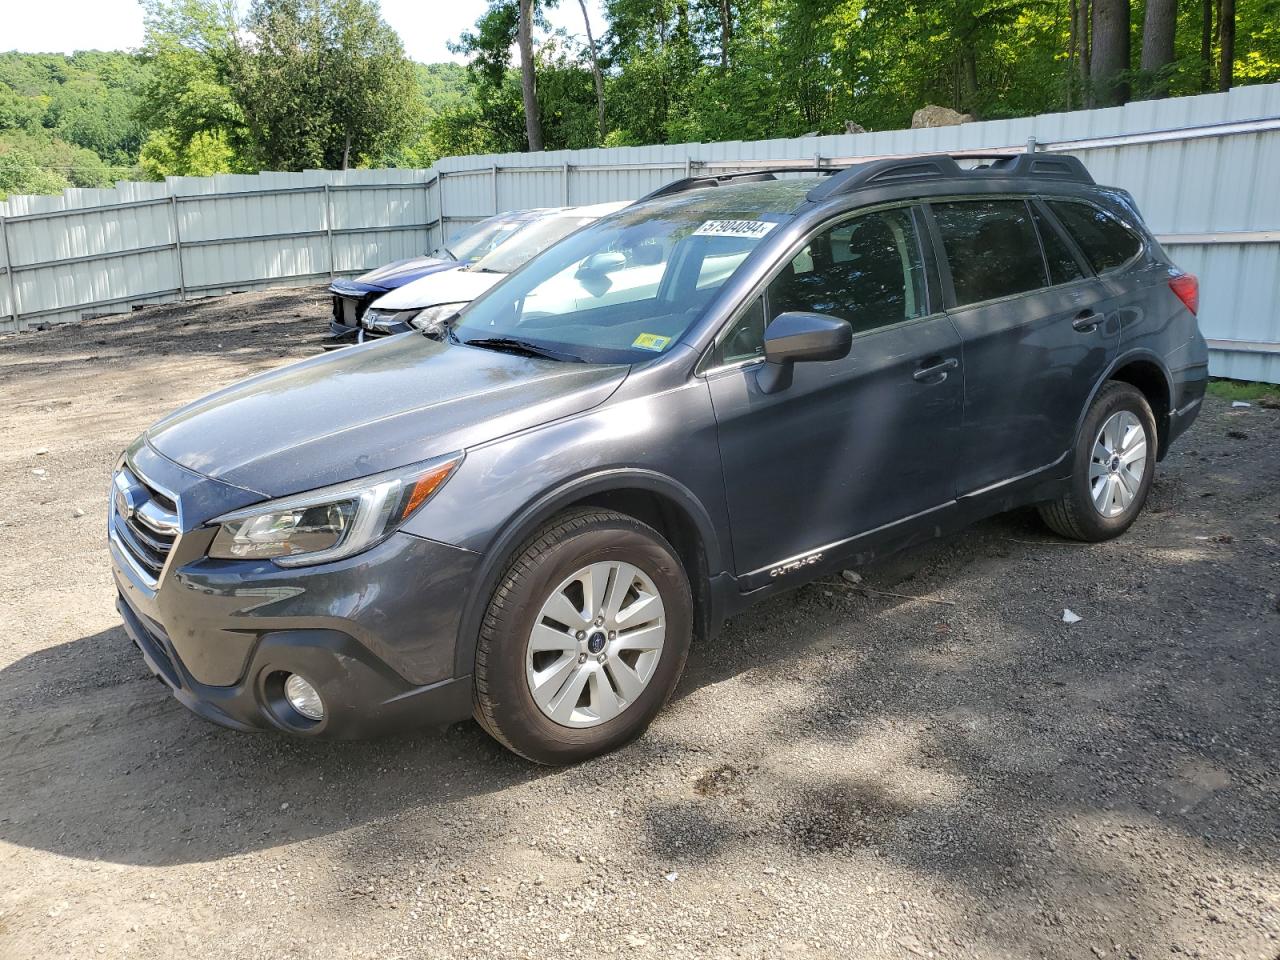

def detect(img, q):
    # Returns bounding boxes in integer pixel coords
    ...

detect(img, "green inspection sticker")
[632,333,672,352]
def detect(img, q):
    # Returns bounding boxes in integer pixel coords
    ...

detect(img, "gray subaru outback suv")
[110,153,1207,763]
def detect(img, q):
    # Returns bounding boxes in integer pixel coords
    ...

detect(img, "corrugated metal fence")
[2,82,1278,381]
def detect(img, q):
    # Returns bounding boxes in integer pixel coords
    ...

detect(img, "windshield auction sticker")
[632,333,672,352]
[692,220,779,239]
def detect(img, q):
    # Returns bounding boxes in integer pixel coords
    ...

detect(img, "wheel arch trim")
[451,468,725,679]
[1076,348,1175,457]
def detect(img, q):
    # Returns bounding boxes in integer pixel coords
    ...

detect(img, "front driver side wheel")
[473,508,693,764]
[1038,381,1158,542]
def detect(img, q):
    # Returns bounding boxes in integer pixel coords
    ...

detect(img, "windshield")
[447,214,536,263]
[471,215,598,274]
[453,182,808,363]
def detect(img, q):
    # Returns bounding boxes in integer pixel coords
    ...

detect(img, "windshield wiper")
[462,336,582,362]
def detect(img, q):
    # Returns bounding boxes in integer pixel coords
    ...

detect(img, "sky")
[2,0,607,63]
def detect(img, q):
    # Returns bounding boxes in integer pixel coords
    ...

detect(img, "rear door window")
[1031,206,1087,285]
[931,200,1048,307]
[1045,200,1143,273]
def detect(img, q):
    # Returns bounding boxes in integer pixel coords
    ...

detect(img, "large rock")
[911,105,974,128]
[843,121,868,135]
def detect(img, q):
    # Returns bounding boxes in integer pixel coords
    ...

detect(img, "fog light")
[283,673,324,721]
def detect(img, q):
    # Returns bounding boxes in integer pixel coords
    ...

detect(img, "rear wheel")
[1038,381,1157,541]
[473,509,693,764]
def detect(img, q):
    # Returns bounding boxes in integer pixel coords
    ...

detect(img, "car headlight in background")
[208,453,462,566]
[409,302,467,334]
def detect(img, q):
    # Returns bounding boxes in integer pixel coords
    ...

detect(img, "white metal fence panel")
[0,84,1277,379]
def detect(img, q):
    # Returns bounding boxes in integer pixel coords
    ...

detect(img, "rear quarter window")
[931,199,1048,307]
[1046,200,1143,273]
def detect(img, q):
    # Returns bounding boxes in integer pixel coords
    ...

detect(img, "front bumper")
[118,593,473,737]
[327,282,386,346]
[110,442,480,738]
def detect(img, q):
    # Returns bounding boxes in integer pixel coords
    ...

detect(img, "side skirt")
[716,461,1072,620]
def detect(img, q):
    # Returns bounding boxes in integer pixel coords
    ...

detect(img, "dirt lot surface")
[0,288,1277,960]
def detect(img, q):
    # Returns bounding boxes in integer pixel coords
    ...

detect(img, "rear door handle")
[1072,310,1103,332]
[913,357,959,383]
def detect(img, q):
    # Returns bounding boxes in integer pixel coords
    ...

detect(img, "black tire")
[1038,381,1158,542]
[473,508,693,764]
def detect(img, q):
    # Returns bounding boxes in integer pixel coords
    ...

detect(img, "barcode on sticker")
[692,220,779,239]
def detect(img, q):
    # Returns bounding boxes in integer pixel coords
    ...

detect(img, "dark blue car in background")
[325,209,548,345]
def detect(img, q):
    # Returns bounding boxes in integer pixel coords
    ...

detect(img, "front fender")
[402,377,729,680]
[451,468,726,679]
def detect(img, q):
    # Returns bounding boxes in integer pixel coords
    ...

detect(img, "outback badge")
[769,551,823,579]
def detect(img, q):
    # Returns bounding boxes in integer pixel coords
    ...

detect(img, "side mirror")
[575,251,626,278]
[756,311,852,393]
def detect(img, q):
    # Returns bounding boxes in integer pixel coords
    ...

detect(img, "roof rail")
[806,151,1094,202]
[638,167,835,202]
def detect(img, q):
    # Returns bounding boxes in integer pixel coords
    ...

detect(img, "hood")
[370,268,505,311]
[146,336,628,500]
[357,256,459,290]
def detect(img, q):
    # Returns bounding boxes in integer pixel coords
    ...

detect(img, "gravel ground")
[0,288,1277,960]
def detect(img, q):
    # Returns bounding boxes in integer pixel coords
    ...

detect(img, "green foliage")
[0,128,118,199]
[0,51,150,163]
[416,63,473,114]
[0,144,70,200]
[137,128,237,178]
[542,0,1280,148]
[0,51,147,197]
[1205,378,1280,402]
[228,0,422,171]
[4,0,1280,198]
[135,0,247,177]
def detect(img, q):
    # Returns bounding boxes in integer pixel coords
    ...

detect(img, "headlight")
[409,302,467,333]
[208,454,462,566]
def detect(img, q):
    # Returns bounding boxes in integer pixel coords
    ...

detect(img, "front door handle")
[1072,310,1103,332]
[913,356,959,383]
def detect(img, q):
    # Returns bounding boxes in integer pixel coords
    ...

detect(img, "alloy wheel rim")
[526,560,666,729]
[1090,410,1148,518]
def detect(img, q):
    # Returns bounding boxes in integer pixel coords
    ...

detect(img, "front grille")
[112,464,180,585]
[332,292,373,326]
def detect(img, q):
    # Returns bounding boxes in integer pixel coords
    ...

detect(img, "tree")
[1201,0,1215,89]
[1218,0,1236,89]
[137,127,235,177]
[1090,0,1132,105]
[230,0,420,171]
[136,0,247,171]
[517,0,545,150]
[1139,0,1178,97]
[577,0,608,138]
[0,147,68,200]
[0,128,114,196]
[452,1,533,153]
[717,0,733,68]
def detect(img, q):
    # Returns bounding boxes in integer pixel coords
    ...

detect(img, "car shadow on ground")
[625,501,1280,955]
[0,487,1275,960]
[0,526,984,868]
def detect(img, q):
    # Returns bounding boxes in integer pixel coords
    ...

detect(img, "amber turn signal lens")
[399,461,457,519]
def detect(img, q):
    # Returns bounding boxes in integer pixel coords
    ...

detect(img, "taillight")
[1169,273,1199,315]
